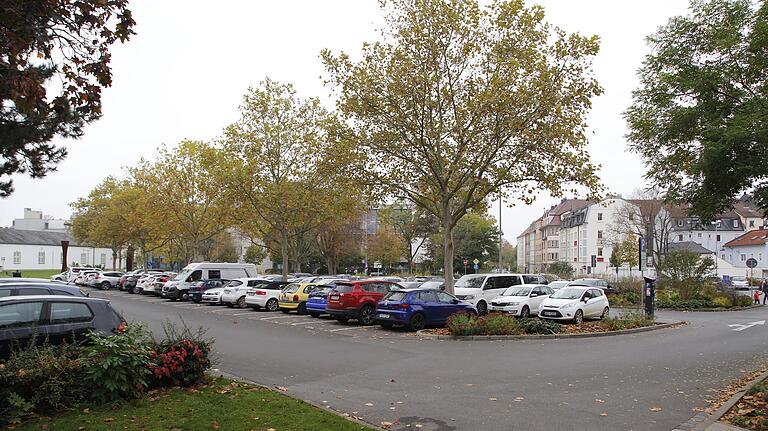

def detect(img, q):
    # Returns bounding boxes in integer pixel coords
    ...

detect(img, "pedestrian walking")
[761,278,768,305]
[754,289,760,305]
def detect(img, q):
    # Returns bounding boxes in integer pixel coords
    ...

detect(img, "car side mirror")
[452,299,460,304]
[582,297,589,303]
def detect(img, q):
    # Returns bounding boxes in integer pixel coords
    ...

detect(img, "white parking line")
[328,326,373,332]
[232,312,253,316]
[290,321,317,326]
[259,315,294,320]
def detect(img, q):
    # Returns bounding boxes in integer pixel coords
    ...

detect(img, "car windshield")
[732,276,747,281]
[334,283,354,293]
[419,281,444,289]
[383,291,408,301]
[173,270,192,281]
[570,279,598,286]
[455,275,485,289]
[551,287,586,300]
[283,283,300,294]
[501,287,531,297]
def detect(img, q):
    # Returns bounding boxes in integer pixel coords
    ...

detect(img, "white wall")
[0,243,122,271]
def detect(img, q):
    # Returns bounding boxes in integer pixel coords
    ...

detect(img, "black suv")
[0,295,123,357]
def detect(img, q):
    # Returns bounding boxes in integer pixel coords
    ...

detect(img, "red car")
[326,280,401,325]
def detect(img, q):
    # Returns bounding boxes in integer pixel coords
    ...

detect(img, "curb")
[210,370,378,429]
[677,368,768,431]
[660,304,764,313]
[416,320,684,341]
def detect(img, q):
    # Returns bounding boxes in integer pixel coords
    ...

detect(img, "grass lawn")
[15,378,372,431]
[1,269,61,279]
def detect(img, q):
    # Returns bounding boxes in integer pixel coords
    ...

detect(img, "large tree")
[626,0,768,219]
[1,0,135,196]
[323,0,602,293]
[428,212,500,274]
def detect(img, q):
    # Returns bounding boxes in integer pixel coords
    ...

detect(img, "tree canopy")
[626,0,768,219]
[1,0,135,196]
[323,0,602,292]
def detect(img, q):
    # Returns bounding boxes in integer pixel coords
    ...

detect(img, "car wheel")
[407,313,426,332]
[180,292,189,302]
[236,296,247,308]
[309,312,320,318]
[131,286,140,294]
[359,305,375,325]
[100,281,111,290]
[476,300,488,316]
[266,298,279,312]
[336,316,349,324]
[574,309,584,324]
[281,309,291,314]
[600,307,609,320]
[297,302,308,315]
[520,305,530,319]
[380,322,394,329]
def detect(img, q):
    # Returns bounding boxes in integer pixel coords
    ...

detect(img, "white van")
[453,273,527,315]
[161,263,258,301]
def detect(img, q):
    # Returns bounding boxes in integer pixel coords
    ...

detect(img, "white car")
[730,276,750,290]
[547,280,570,291]
[245,281,289,311]
[87,271,124,290]
[142,273,176,295]
[453,273,528,315]
[75,270,101,286]
[539,286,610,323]
[221,278,267,308]
[488,284,555,318]
[50,272,68,282]
[201,287,225,305]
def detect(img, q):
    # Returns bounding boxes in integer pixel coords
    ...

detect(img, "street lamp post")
[498,190,503,273]
[712,220,719,276]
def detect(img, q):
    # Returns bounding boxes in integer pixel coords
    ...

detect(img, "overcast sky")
[1,0,691,242]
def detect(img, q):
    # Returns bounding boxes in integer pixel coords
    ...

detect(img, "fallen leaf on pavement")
[381,421,393,429]
[600,412,608,417]
[365,403,374,406]
[650,407,662,412]
[275,386,288,392]
[488,397,498,401]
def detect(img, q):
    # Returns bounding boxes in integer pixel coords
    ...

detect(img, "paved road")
[94,289,768,431]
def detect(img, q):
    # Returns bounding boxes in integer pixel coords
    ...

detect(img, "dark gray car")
[0,295,123,357]
[0,282,87,298]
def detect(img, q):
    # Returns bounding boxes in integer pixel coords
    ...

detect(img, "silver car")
[87,271,124,290]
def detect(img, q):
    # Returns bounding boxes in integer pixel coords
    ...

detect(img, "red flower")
[116,322,127,333]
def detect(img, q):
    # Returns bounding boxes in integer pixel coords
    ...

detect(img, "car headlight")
[562,302,577,309]
[507,302,519,306]
[462,295,475,300]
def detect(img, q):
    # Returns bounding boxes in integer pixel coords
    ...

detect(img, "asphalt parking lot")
[92,288,416,339]
[90,286,768,431]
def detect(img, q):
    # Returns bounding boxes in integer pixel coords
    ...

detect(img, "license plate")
[247,292,254,296]
[377,313,390,319]
[542,311,555,316]
[330,295,339,301]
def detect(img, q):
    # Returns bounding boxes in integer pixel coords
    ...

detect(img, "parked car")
[122,270,164,293]
[0,295,123,357]
[86,271,124,290]
[162,262,258,301]
[375,288,476,331]
[278,282,323,315]
[489,284,555,318]
[326,279,402,325]
[142,273,176,296]
[547,280,570,291]
[50,272,67,282]
[539,286,610,323]
[74,270,100,286]
[303,279,348,317]
[453,273,528,315]
[0,282,87,297]
[730,276,750,290]
[245,281,290,311]
[568,278,616,294]
[65,267,99,283]
[201,287,226,305]
[224,279,274,307]
[522,274,550,285]
[0,278,60,284]
[188,279,229,303]
[418,280,445,290]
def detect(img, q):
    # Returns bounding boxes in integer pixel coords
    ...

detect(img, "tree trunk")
[126,246,134,271]
[112,249,117,270]
[280,230,289,282]
[442,212,456,294]
[407,241,414,274]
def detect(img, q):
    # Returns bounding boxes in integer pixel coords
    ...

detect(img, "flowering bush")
[147,321,213,388]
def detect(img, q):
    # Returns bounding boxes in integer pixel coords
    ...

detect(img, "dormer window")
[677,220,683,227]
[733,220,739,228]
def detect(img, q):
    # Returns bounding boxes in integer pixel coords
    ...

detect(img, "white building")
[0,228,121,271]
[11,208,68,232]
[722,229,768,278]
[558,199,627,276]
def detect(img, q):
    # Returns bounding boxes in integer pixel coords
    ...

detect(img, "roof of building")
[723,229,768,248]
[667,241,714,255]
[0,228,84,247]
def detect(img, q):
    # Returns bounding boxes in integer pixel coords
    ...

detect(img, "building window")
[733,220,739,228]
[598,248,603,257]
[697,233,702,238]
[750,220,755,228]
[13,251,21,265]
[760,253,763,261]
[677,220,683,227]
[597,213,603,221]
[716,220,722,228]
[741,254,746,261]
[597,230,603,239]
[721,254,726,260]
[81,253,88,265]
[716,235,721,242]
[100,253,107,266]
[38,251,45,265]
[678,234,683,241]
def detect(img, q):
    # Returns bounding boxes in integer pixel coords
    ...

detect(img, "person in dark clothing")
[762,279,768,305]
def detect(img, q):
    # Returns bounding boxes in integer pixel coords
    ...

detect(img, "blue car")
[306,283,342,318]
[375,288,476,331]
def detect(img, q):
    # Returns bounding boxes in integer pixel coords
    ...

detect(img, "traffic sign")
[463,259,468,266]
[472,258,479,265]
[473,264,479,270]
[746,258,758,268]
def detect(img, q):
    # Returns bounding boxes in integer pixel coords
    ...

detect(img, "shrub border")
[416,320,685,340]
[658,304,763,312]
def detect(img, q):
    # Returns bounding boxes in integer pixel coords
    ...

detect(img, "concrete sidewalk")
[704,422,748,431]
